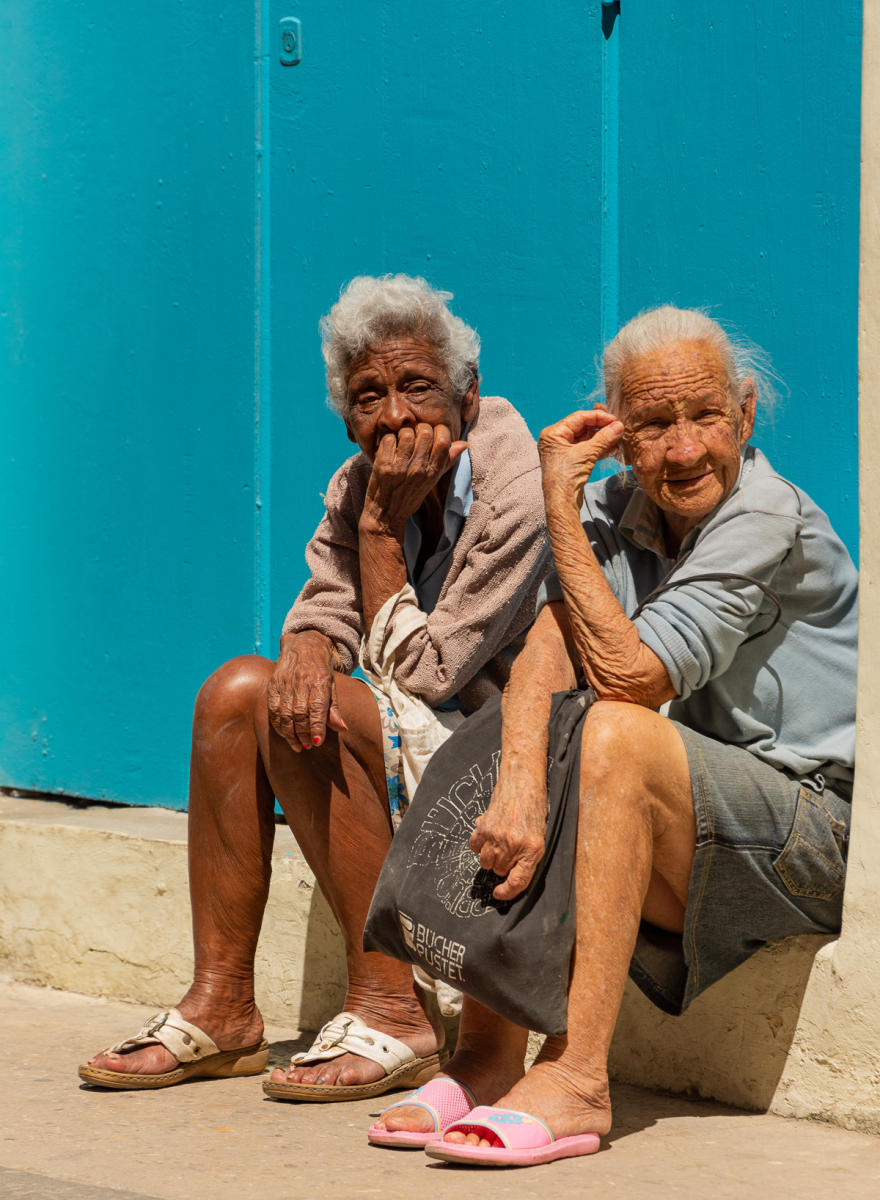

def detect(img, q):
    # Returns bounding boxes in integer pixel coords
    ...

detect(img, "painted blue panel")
[0,1,862,810]
[0,3,259,806]
[266,1,605,637]
[617,3,861,556]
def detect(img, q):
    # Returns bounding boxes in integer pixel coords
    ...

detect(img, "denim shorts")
[629,723,852,1015]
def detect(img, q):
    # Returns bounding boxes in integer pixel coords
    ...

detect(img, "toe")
[381,1104,433,1134]
[336,1060,382,1087]
[92,1051,125,1071]
[300,1065,334,1086]
[444,1131,496,1147]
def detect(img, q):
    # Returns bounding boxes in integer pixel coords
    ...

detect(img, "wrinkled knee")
[194,655,274,729]
[580,701,667,792]
[583,699,658,752]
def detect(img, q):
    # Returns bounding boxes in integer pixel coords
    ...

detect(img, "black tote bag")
[363,688,593,1035]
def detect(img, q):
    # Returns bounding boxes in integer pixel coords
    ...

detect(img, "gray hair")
[320,274,481,415]
[600,305,781,417]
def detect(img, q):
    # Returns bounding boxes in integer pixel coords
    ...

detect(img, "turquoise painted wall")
[0,3,861,807]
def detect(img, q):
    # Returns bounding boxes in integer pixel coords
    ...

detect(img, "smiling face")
[343,335,478,461]
[619,339,755,549]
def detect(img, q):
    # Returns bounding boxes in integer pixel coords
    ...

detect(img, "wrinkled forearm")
[545,488,675,708]
[498,605,578,794]
[358,512,408,632]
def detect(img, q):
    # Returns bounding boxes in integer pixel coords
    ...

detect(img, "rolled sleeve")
[634,502,803,699]
[281,459,366,669]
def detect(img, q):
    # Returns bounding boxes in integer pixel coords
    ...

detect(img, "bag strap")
[632,571,783,647]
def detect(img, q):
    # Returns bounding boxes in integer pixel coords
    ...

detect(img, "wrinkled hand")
[470,768,548,902]
[363,424,468,536]
[538,406,624,512]
[267,631,347,751]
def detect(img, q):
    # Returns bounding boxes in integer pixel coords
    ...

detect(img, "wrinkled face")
[343,335,478,462]
[620,339,755,541]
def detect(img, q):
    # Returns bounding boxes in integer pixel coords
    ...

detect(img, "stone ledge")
[2,794,875,1132]
[0,795,346,1031]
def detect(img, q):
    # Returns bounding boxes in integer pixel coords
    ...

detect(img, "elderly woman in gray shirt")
[372,305,857,1166]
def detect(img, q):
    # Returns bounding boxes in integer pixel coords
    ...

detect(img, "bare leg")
[446,701,696,1145]
[262,672,443,1087]
[89,657,442,1084]
[89,656,278,1075]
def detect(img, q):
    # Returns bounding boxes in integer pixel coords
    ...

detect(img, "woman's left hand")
[539,406,624,511]
[470,766,548,902]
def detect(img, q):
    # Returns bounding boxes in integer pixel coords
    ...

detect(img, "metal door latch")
[280,17,302,66]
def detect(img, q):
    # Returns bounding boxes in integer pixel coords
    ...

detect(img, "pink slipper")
[424,1105,601,1166]
[368,1076,476,1149]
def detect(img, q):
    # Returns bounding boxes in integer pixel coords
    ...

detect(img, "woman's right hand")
[361,423,468,538]
[538,405,624,512]
[267,631,347,751]
[470,764,549,902]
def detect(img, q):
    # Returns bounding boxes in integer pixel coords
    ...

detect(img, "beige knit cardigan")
[282,395,551,714]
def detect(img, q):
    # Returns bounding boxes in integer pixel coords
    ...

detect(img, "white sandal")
[78,1007,269,1090]
[262,1011,444,1103]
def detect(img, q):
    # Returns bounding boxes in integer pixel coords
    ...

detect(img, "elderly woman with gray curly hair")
[79,274,550,1098]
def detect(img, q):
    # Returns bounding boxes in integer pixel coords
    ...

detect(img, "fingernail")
[312,736,321,746]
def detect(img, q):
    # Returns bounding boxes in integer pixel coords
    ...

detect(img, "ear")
[344,418,356,444]
[738,377,757,445]
[460,373,480,425]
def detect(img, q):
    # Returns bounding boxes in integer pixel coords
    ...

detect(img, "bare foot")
[86,987,263,1077]
[443,1058,612,1146]
[373,1030,526,1135]
[269,989,444,1090]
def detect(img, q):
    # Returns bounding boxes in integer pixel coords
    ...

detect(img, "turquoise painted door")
[0,3,260,807]
[266,0,605,637]
[617,3,861,551]
[266,0,861,638]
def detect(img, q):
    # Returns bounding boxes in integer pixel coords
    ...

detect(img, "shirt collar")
[445,442,474,526]
[618,449,751,561]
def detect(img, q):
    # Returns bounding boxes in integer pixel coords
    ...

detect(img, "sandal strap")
[443,1106,555,1150]
[107,1008,221,1064]
[291,1012,416,1073]
[378,1076,476,1130]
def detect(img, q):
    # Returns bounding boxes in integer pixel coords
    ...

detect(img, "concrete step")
[3,792,878,1136]
[0,794,347,1031]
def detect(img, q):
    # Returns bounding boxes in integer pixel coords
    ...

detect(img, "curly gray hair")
[601,305,780,416]
[320,274,481,415]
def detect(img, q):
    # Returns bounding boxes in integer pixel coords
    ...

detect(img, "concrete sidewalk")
[1,981,879,1199]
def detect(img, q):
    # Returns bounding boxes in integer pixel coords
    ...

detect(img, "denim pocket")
[773,786,848,900]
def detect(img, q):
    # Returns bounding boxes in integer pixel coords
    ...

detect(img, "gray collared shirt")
[537,446,858,784]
